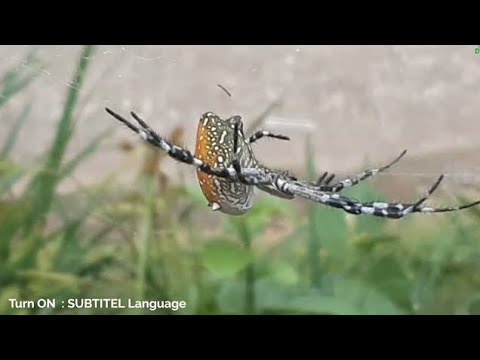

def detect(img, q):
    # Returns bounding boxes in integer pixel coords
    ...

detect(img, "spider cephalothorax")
[105,107,480,219]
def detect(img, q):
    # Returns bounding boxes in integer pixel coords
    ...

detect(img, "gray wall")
[1,45,479,194]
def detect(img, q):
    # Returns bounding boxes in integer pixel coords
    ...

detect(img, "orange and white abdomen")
[194,112,255,215]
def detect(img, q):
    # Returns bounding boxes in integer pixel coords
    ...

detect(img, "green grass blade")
[1,103,32,158]
[0,49,43,108]
[0,160,26,196]
[22,45,96,234]
[45,45,96,171]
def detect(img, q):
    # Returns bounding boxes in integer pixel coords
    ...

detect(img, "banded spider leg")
[105,108,277,186]
[275,173,480,219]
[314,149,407,192]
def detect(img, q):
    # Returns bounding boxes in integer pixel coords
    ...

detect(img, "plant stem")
[244,260,255,314]
[305,134,321,287]
[237,218,255,314]
[136,174,156,302]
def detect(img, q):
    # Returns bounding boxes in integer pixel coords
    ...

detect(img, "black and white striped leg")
[345,174,444,219]
[106,108,233,180]
[231,118,250,185]
[229,120,286,186]
[276,174,480,219]
[106,108,277,187]
[315,149,407,192]
[247,130,290,144]
[316,172,336,186]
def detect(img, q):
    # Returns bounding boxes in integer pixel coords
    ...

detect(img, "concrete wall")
[1,45,479,194]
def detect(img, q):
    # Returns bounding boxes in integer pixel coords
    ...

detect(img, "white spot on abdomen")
[219,131,227,144]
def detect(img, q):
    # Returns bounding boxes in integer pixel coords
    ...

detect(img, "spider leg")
[275,174,480,219]
[351,174,444,219]
[316,172,329,184]
[247,130,290,144]
[316,172,336,186]
[403,175,480,215]
[229,118,294,195]
[230,118,250,185]
[409,198,480,214]
[256,168,296,200]
[106,108,235,180]
[315,149,407,192]
[106,108,279,187]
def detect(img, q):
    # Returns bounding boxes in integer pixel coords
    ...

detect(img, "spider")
[105,107,480,219]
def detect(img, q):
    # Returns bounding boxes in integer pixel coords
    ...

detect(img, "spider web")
[1,45,480,197]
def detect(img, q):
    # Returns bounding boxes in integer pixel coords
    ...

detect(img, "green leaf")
[217,281,245,313]
[294,279,404,314]
[331,278,406,314]
[19,270,82,287]
[269,261,299,286]
[0,286,25,314]
[218,279,405,315]
[467,295,480,315]
[363,254,412,311]
[202,240,254,277]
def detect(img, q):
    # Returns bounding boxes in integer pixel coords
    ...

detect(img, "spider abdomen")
[194,112,255,215]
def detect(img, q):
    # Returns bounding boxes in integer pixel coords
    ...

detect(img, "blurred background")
[1,45,480,315]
